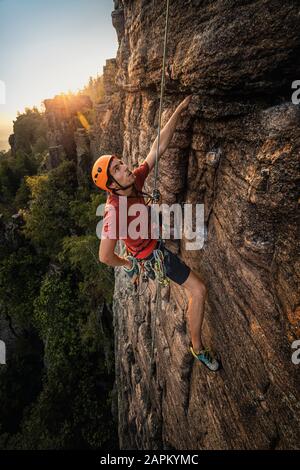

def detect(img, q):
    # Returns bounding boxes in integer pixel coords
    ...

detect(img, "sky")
[0,0,118,150]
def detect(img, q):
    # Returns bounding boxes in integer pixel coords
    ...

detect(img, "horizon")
[0,0,118,151]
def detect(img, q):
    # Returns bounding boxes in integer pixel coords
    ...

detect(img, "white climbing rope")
[152,0,170,203]
[144,0,171,416]
[120,0,171,418]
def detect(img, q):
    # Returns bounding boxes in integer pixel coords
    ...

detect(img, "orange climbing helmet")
[91,154,115,192]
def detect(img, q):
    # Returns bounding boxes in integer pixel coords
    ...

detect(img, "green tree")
[23,161,79,257]
[13,108,47,156]
[80,75,104,104]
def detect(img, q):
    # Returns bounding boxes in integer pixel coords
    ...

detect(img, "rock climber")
[91,95,220,372]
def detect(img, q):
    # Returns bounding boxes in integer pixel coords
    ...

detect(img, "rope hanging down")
[144,0,171,416]
[151,0,170,204]
[121,0,171,417]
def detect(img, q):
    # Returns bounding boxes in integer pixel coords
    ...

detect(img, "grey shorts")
[140,239,191,286]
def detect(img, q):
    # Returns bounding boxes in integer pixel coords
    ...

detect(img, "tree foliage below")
[0,97,117,449]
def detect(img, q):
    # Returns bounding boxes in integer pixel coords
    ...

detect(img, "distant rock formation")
[43,94,93,174]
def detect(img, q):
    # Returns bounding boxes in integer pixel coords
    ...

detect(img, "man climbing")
[92,95,220,372]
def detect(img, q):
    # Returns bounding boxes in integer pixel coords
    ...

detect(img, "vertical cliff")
[38,0,300,449]
[92,0,300,450]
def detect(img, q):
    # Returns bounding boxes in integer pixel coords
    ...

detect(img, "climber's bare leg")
[181,270,207,354]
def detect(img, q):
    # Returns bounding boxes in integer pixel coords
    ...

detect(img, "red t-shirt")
[101,161,159,259]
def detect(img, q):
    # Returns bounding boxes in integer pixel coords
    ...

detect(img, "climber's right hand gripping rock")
[123,255,139,283]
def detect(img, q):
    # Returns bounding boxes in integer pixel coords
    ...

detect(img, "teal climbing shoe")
[190,346,221,372]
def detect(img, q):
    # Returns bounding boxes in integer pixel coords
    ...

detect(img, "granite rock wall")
[98,0,300,450]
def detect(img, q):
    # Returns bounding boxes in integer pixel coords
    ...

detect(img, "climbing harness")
[122,239,170,297]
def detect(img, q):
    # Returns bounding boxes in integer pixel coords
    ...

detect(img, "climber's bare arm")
[99,238,131,268]
[145,95,192,172]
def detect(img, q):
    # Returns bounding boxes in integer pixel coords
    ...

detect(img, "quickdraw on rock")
[123,255,140,283]
[152,247,170,287]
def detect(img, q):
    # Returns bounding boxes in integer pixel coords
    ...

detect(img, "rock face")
[92,0,300,450]
[92,59,124,158]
